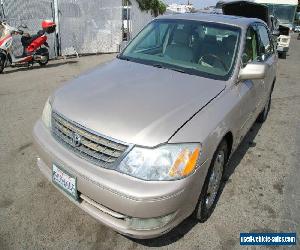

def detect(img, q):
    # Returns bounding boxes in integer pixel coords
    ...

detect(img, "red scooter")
[0,20,56,73]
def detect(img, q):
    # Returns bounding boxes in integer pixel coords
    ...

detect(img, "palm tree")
[135,0,167,17]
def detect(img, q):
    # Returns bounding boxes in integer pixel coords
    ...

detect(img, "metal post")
[0,0,5,20]
[53,0,60,56]
[127,0,130,40]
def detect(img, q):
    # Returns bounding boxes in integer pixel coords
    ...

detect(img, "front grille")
[51,111,129,167]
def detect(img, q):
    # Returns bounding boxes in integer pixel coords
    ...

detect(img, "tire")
[279,52,287,59]
[194,140,228,222]
[38,53,49,66]
[0,56,5,74]
[257,94,271,123]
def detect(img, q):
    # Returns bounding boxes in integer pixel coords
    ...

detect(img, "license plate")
[52,163,78,200]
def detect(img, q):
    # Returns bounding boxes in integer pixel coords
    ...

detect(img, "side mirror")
[239,62,267,80]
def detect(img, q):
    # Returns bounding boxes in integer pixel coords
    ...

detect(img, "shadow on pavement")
[133,122,263,247]
[2,60,78,74]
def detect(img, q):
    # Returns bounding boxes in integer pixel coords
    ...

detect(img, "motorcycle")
[0,20,56,73]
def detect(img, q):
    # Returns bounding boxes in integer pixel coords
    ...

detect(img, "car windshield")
[266,4,297,25]
[120,19,241,80]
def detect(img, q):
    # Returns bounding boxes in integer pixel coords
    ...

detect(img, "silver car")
[33,13,277,239]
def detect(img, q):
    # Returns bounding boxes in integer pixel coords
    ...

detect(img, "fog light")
[126,212,176,230]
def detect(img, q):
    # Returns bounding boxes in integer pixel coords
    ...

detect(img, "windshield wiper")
[152,63,164,68]
[169,67,187,74]
[118,55,131,61]
[152,63,188,74]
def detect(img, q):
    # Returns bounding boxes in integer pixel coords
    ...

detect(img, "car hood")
[52,59,225,147]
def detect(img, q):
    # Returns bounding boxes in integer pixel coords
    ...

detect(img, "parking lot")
[0,35,299,249]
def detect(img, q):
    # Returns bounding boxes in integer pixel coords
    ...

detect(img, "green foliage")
[135,0,167,17]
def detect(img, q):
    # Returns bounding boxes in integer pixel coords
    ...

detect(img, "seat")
[164,29,193,62]
[221,35,237,68]
[201,36,220,56]
[197,35,222,66]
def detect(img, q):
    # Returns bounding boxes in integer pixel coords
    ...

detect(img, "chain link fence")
[1,0,154,58]
[58,0,122,54]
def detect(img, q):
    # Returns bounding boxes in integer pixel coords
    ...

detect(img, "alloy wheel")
[205,151,224,209]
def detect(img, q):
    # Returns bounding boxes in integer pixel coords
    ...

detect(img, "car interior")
[125,21,240,77]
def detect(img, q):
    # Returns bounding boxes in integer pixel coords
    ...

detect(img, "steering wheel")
[198,53,228,71]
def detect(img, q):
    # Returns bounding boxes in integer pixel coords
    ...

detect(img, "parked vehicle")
[0,20,56,73]
[219,0,298,59]
[33,13,277,239]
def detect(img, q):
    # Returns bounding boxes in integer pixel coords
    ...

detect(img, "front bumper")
[33,120,209,239]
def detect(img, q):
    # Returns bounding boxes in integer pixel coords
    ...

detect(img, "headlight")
[42,97,52,129]
[117,143,201,181]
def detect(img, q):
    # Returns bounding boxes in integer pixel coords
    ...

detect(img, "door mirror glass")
[239,62,266,80]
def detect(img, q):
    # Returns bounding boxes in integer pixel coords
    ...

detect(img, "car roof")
[156,13,264,29]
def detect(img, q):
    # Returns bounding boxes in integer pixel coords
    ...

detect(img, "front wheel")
[194,140,228,222]
[0,56,5,74]
[279,52,287,59]
[38,53,49,66]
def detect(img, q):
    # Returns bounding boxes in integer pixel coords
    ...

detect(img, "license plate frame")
[52,163,78,201]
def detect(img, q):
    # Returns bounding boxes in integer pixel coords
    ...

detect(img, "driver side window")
[243,26,259,66]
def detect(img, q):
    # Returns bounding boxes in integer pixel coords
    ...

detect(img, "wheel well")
[224,132,233,160]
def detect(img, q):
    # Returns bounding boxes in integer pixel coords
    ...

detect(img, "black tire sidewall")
[38,53,49,66]
[195,140,228,222]
[257,94,271,123]
[0,57,4,73]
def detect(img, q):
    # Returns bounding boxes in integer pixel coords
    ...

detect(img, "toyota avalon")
[33,13,277,239]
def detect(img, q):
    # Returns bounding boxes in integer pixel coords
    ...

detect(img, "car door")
[236,25,263,141]
[255,23,277,111]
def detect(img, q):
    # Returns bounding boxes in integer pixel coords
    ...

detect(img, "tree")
[135,0,167,17]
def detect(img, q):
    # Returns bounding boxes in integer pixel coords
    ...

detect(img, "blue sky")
[164,0,219,8]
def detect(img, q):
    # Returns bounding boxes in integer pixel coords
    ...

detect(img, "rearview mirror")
[239,62,267,80]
